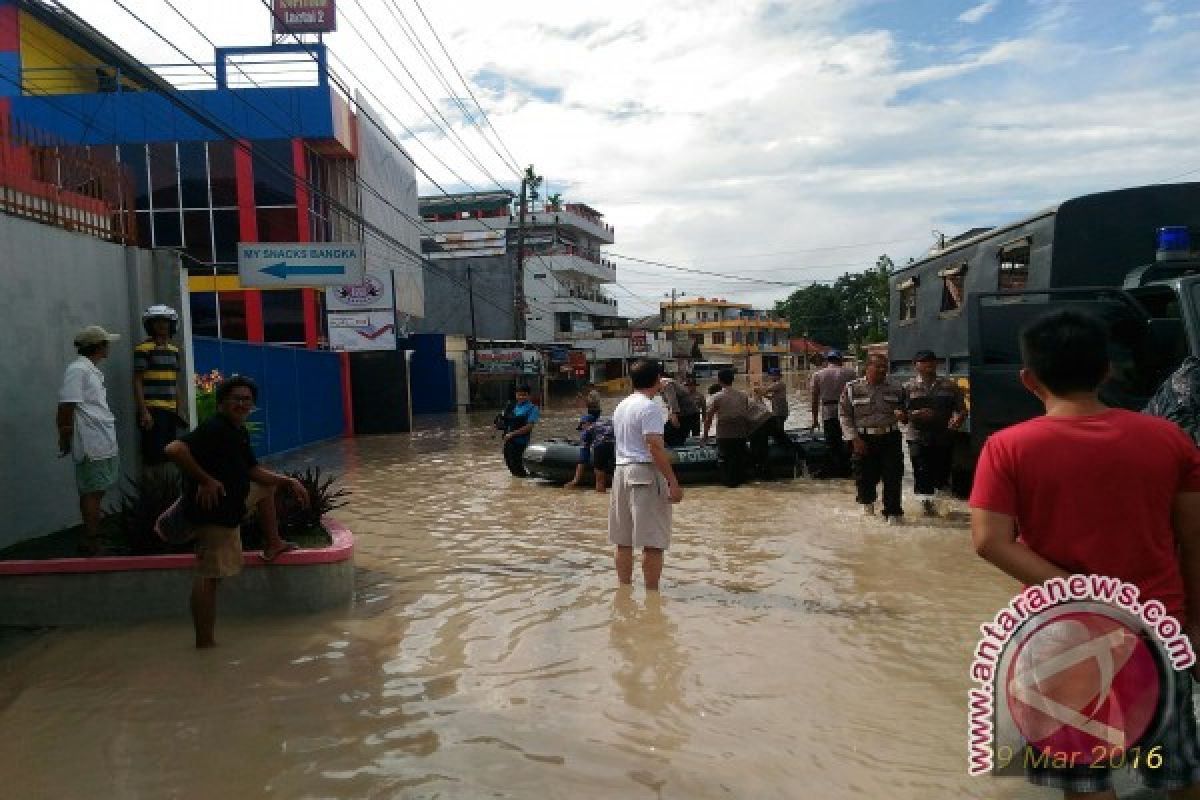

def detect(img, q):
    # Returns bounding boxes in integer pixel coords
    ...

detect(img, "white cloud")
[958,1,1000,25]
[53,0,1200,314]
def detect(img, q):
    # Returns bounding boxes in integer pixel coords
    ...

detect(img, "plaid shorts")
[1027,671,1200,793]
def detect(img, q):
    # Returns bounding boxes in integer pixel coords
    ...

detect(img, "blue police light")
[1157,226,1192,261]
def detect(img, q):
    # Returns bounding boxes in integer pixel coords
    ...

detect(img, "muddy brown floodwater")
[0,404,1049,799]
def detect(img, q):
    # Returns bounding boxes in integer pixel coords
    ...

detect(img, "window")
[152,210,182,248]
[257,207,299,241]
[899,278,917,322]
[208,140,237,207]
[733,330,743,344]
[119,143,150,210]
[711,331,726,345]
[998,239,1031,291]
[940,263,966,313]
[212,209,240,264]
[178,141,209,208]
[183,210,213,263]
[149,142,179,209]
[252,140,296,206]
[262,289,306,344]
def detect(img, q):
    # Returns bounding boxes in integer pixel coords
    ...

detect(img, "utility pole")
[514,175,528,341]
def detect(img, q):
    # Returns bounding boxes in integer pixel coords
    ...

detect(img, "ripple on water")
[0,408,1032,799]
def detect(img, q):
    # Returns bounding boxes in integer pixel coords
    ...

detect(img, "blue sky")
[63,0,1200,315]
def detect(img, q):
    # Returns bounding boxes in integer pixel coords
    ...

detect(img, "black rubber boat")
[522,429,829,484]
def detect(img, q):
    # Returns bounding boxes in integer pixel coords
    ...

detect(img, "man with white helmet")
[133,305,184,472]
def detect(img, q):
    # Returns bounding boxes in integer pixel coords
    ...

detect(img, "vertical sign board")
[355,91,424,319]
[272,0,337,34]
[326,271,398,352]
[630,329,648,354]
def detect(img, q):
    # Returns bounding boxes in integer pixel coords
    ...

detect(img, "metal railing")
[0,113,136,244]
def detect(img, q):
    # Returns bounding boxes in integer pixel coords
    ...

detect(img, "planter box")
[0,519,354,626]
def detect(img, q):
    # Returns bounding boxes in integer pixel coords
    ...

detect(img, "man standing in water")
[839,353,907,523]
[500,384,540,477]
[810,350,856,478]
[164,376,308,648]
[609,359,683,591]
[971,310,1200,797]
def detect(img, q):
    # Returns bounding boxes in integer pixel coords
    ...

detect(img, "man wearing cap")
[659,375,688,447]
[810,351,857,478]
[839,353,907,523]
[678,376,706,438]
[702,368,753,487]
[902,350,966,515]
[57,325,121,555]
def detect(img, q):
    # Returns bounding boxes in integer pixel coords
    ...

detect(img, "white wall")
[0,216,185,547]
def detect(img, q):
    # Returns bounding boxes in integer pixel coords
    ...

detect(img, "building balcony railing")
[0,112,136,244]
[526,245,615,270]
[557,288,619,308]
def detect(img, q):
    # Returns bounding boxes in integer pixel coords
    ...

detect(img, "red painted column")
[292,138,319,349]
[339,351,355,436]
[234,139,264,342]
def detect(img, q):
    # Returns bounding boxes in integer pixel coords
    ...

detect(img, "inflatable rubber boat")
[522,429,829,484]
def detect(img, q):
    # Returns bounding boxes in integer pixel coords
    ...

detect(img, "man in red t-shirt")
[970,309,1200,798]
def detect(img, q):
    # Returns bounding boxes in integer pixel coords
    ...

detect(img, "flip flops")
[260,541,299,563]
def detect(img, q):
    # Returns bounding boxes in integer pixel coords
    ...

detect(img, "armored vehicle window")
[998,239,1031,290]
[940,264,966,313]
[899,278,917,322]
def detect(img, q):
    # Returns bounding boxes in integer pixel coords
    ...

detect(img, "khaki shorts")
[193,483,271,579]
[607,464,672,551]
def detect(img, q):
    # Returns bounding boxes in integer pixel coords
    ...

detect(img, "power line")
[409,0,523,175]
[377,0,522,179]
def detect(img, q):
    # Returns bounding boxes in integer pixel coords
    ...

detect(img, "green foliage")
[523,164,544,203]
[241,467,349,549]
[107,469,188,555]
[775,254,894,352]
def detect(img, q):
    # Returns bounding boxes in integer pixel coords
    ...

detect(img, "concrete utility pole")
[514,176,528,341]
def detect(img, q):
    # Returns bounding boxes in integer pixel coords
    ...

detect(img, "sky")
[61,0,1200,318]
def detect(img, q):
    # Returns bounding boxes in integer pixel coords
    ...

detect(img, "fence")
[192,337,345,457]
[0,106,136,244]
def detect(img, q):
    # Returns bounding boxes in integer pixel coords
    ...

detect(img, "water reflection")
[0,407,1044,798]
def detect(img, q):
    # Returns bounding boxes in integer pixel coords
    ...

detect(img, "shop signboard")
[630,329,648,354]
[327,311,397,352]
[568,350,588,378]
[272,0,337,34]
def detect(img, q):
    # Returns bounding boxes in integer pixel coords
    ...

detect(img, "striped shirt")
[133,340,179,410]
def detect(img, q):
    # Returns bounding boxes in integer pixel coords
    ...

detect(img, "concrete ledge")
[0,518,354,626]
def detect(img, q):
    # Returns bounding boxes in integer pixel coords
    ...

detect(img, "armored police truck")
[886,182,1200,493]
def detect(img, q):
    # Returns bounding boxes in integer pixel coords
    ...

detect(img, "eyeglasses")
[228,395,256,406]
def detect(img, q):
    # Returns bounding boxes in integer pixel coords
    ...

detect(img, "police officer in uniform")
[902,350,966,516]
[839,353,907,524]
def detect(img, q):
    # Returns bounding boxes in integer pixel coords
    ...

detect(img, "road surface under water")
[0,402,1053,799]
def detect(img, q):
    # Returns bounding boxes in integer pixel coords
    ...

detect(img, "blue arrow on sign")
[260,262,347,280]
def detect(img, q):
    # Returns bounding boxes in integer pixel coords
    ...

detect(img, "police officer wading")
[902,350,966,516]
[809,351,856,478]
[839,353,907,524]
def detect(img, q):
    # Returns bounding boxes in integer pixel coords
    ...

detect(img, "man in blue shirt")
[501,384,541,477]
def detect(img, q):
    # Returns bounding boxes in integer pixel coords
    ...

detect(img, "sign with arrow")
[238,242,365,288]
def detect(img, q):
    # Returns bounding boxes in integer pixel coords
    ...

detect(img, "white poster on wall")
[326,270,394,312]
[328,311,398,352]
[355,90,424,318]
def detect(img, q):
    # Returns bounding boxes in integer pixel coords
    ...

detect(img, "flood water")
[0,401,1048,799]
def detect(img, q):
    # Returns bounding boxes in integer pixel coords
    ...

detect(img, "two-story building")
[660,297,790,373]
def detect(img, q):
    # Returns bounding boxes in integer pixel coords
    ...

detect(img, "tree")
[775,284,850,349]
[523,164,543,204]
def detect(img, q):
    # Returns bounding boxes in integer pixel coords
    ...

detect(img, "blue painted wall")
[193,337,344,457]
[9,83,338,144]
[406,333,455,414]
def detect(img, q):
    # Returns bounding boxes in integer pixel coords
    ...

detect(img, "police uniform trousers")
[909,437,953,496]
[503,437,529,477]
[751,416,792,480]
[717,437,749,488]
[680,412,702,438]
[852,430,904,515]
[664,417,689,447]
[821,417,850,478]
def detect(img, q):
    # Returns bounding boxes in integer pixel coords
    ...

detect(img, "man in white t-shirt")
[608,359,683,591]
[57,325,121,556]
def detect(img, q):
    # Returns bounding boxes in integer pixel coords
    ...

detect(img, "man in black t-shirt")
[164,376,308,648]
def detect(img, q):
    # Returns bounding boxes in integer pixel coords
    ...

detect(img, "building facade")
[660,297,790,373]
